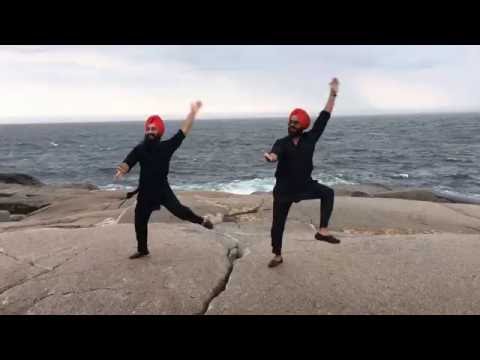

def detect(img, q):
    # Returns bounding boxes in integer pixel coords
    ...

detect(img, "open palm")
[191,101,202,114]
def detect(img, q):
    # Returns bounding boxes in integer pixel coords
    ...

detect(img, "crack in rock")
[196,231,244,315]
[45,224,94,229]
[25,287,119,313]
[0,250,52,272]
[28,293,57,309]
[196,244,241,315]
[48,248,89,272]
[0,247,89,297]
[61,287,118,296]
[0,249,23,264]
[0,269,50,297]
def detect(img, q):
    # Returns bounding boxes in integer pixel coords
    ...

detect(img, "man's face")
[288,115,303,137]
[145,124,160,141]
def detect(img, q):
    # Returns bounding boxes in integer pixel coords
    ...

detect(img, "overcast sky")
[0,45,479,123]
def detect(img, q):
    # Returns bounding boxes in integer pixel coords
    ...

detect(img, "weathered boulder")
[0,174,44,186]
[0,196,50,215]
[0,211,10,222]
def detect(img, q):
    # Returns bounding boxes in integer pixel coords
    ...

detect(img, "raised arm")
[324,78,339,114]
[162,101,203,155]
[180,101,202,136]
[309,78,340,141]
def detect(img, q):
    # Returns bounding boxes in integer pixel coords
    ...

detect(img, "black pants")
[134,186,203,253]
[271,182,334,256]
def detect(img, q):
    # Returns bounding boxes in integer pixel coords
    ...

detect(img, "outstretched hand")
[115,162,129,179]
[191,100,202,114]
[324,78,340,113]
[264,152,278,162]
[329,78,340,95]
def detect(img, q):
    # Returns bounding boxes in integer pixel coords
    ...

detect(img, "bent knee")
[320,186,334,199]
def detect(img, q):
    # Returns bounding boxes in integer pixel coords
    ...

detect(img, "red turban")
[289,108,311,129]
[145,115,165,136]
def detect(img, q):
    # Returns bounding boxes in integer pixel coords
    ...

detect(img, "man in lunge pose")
[264,78,340,268]
[115,101,214,259]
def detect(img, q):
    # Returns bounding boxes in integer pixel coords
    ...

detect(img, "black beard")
[144,134,160,150]
[288,127,303,137]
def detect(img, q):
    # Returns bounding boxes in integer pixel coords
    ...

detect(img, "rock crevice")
[197,231,243,315]
[0,247,89,297]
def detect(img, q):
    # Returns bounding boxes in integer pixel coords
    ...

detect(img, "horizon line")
[0,110,478,125]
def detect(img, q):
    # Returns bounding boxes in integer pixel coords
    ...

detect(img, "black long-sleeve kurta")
[270,110,331,197]
[122,129,185,200]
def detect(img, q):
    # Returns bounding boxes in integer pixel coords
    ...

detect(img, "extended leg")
[161,186,213,228]
[298,182,339,244]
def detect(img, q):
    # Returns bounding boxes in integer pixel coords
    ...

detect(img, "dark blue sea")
[1,113,479,200]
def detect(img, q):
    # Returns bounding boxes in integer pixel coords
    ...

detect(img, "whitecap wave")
[98,184,135,191]
[172,177,275,194]
[392,173,409,179]
[215,178,276,194]
[313,174,356,186]
[50,142,59,147]
[172,174,355,195]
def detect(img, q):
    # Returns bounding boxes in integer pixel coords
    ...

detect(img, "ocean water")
[0,113,479,198]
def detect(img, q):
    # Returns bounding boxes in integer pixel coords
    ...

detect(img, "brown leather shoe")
[315,233,340,244]
[268,257,283,268]
[129,251,150,259]
[202,217,214,230]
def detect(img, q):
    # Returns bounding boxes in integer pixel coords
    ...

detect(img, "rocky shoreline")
[0,173,469,224]
[1,173,480,314]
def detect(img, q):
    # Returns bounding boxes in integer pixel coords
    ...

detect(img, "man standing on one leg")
[264,78,340,268]
[115,101,214,259]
